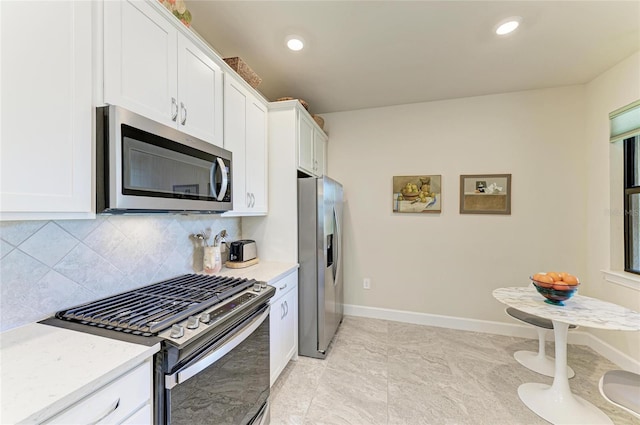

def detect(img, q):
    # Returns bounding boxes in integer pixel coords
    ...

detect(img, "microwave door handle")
[209,162,219,199]
[216,157,228,201]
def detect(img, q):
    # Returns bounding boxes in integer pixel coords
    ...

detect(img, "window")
[624,136,640,274]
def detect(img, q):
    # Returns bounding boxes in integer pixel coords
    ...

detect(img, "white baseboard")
[343,304,640,373]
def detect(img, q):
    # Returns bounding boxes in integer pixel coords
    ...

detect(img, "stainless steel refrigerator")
[298,176,344,359]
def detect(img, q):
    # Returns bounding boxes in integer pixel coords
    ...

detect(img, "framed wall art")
[460,174,511,214]
[393,175,441,213]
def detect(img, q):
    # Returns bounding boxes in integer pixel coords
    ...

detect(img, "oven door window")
[121,124,230,202]
[167,315,270,425]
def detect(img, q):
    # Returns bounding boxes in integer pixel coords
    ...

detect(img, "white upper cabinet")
[314,126,328,177]
[223,76,268,216]
[177,35,223,144]
[0,0,93,220]
[103,0,177,128]
[297,110,327,177]
[298,113,315,175]
[246,99,268,212]
[104,0,223,147]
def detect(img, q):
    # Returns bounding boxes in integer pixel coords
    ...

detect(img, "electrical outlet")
[363,278,371,290]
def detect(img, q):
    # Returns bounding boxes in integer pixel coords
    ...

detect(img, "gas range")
[42,273,276,425]
[47,274,275,346]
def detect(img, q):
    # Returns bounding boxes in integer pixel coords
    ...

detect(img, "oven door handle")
[165,307,269,389]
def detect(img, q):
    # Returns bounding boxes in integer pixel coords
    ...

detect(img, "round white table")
[493,286,640,425]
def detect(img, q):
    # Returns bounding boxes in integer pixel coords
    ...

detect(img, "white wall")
[323,86,588,324]
[585,51,640,358]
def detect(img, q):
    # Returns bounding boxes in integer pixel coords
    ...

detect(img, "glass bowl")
[530,277,579,306]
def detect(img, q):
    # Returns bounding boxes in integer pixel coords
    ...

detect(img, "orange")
[546,272,561,282]
[535,274,554,285]
[562,274,579,285]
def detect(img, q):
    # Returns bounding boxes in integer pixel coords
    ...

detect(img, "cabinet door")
[297,112,315,176]
[269,272,298,386]
[280,284,298,364]
[224,78,248,212]
[1,0,92,217]
[314,129,327,177]
[246,98,268,213]
[104,0,178,128]
[177,34,223,146]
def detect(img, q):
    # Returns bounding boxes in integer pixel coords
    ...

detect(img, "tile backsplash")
[0,215,240,332]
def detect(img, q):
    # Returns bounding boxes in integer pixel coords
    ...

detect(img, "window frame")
[623,135,640,275]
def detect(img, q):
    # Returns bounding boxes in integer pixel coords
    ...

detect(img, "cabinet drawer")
[45,360,152,424]
[122,403,152,425]
[269,271,298,302]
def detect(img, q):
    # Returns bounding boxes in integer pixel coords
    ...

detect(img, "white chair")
[599,370,640,419]
[506,307,576,378]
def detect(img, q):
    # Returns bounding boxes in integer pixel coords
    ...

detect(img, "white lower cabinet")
[44,360,153,425]
[269,271,298,386]
[122,403,152,425]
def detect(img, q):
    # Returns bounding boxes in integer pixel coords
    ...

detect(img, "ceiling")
[188,1,640,114]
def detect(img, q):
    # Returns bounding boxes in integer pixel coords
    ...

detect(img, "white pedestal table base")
[514,351,575,379]
[518,382,612,424]
[517,321,611,424]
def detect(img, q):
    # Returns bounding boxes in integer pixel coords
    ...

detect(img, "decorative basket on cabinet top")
[224,57,262,88]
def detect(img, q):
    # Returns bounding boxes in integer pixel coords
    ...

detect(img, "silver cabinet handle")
[281,302,285,319]
[180,102,187,125]
[88,398,120,425]
[171,98,178,121]
[279,283,287,291]
[284,300,288,317]
[251,193,255,208]
[247,192,250,208]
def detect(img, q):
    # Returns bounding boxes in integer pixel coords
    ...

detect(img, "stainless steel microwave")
[96,105,232,214]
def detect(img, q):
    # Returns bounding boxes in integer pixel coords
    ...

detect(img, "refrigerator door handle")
[332,207,340,286]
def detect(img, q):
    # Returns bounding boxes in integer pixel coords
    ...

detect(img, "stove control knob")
[200,312,211,324]
[253,283,262,292]
[170,324,184,339]
[260,282,267,289]
[186,315,200,329]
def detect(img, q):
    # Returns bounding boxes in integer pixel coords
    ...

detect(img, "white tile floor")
[270,316,640,425]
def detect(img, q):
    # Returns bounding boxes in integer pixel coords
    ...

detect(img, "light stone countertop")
[0,261,296,424]
[216,261,299,284]
[0,323,160,425]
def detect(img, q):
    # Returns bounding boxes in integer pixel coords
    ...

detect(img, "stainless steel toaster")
[229,240,257,262]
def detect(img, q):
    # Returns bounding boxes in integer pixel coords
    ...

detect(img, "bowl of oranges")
[530,272,580,306]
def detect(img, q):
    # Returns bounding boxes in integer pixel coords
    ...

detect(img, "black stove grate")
[56,274,256,336]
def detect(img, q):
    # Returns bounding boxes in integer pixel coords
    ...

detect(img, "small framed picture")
[460,174,511,214]
[393,175,441,213]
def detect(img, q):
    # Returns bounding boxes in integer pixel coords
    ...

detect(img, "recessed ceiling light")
[286,35,304,51]
[495,17,522,36]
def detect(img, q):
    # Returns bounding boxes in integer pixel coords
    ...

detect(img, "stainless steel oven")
[96,105,232,214]
[41,274,274,425]
[163,306,270,425]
